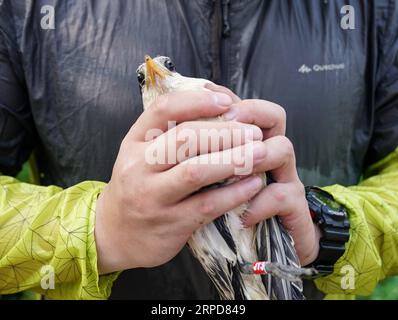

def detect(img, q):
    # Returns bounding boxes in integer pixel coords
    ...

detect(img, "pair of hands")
[95,84,321,274]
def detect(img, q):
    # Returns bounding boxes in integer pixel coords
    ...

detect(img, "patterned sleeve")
[315,147,398,297]
[0,176,119,299]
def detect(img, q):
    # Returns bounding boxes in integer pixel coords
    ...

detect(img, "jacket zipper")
[221,0,231,37]
[210,0,231,84]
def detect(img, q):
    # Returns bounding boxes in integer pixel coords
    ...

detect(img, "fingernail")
[240,216,247,228]
[213,92,233,106]
[222,106,238,120]
[253,143,267,163]
[241,212,251,228]
[241,207,256,228]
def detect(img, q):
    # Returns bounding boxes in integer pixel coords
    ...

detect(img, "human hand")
[206,83,321,266]
[95,90,268,274]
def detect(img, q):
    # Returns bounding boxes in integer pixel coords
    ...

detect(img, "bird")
[136,55,315,300]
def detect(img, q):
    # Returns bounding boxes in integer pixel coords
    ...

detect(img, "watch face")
[312,189,342,211]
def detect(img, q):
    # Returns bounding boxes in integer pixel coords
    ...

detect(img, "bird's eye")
[137,72,145,86]
[164,59,175,72]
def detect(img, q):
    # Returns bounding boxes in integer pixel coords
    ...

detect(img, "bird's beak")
[145,55,171,88]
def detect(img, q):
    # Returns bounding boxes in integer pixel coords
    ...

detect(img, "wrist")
[95,185,126,274]
[301,223,321,266]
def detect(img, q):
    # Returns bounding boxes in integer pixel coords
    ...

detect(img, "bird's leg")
[239,260,318,282]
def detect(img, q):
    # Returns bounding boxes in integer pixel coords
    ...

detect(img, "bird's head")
[136,55,177,109]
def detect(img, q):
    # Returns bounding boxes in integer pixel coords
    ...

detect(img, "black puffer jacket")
[0,0,397,299]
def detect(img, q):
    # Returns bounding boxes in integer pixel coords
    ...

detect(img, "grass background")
[3,163,397,300]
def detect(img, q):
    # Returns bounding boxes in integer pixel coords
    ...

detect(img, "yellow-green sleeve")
[0,176,119,299]
[315,147,398,296]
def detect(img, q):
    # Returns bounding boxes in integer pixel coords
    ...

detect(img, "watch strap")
[305,187,350,276]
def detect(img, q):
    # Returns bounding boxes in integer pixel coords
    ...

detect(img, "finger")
[128,90,233,141]
[157,140,267,202]
[178,175,263,229]
[251,136,299,183]
[204,83,241,103]
[242,182,301,227]
[146,121,263,171]
[222,99,286,138]
[243,181,314,266]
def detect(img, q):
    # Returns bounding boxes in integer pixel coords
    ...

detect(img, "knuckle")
[182,165,204,187]
[278,136,295,158]
[120,156,142,177]
[118,162,133,184]
[270,184,287,202]
[273,103,287,122]
[120,136,138,154]
[198,197,216,217]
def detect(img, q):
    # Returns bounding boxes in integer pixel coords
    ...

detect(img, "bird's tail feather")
[256,217,306,300]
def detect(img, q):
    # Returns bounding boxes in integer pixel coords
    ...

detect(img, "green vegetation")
[362,277,398,300]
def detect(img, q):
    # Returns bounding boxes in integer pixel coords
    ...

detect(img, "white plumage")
[136,55,309,300]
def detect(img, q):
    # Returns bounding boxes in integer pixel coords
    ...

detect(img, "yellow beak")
[145,55,171,88]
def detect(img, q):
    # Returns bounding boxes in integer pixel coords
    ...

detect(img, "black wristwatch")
[305,186,350,276]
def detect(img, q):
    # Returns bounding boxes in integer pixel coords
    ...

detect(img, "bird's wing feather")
[188,219,237,300]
